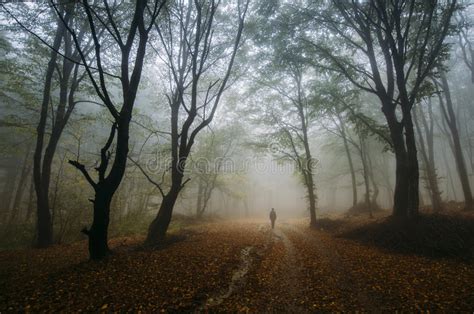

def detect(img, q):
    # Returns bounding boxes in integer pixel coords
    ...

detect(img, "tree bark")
[365,141,379,209]
[85,190,112,259]
[146,185,181,243]
[306,168,317,227]
[382,164,394,208]
[25,176,35,223]
[413,105,443,212]
[439,72,473,210]
[403,108,420,217]
[296,73,317,227]
[384,108,411,217]
[358,135,372,217]
[196,178,204,218]
[33,5,76,247]
[337,113,358,207]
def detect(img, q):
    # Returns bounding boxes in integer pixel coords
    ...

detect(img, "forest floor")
[1,213,474,312]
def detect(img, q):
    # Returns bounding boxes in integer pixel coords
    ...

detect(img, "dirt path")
[217,220,474,311]
[216,221,352,312]
[214,222,310,312]
[279,223,378,311]
[213,221,377,311]
[269,226,307,312]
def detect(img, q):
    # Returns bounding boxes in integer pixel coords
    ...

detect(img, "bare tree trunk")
[461,114,474,174]
[146,97,186,243]
[413,106,443,212]
[142,191,151,213]
[93,113,134,259]
[25,176,35,223]
[87,190,113,258]
[403,108,420,217]
[439,72,473,210]
[306,169,317,227]
[292,72,317,227]
[384,106,419,218]
[196,178,204,218]
[366,145,379,208]
[380,154,394,209]
[358,135,372,217]
[337,113,357,207]
[345,141,358,207]
[146,185,181,243]
[9,146,32,223]
[33,6,74,247]
[441,144,458,201]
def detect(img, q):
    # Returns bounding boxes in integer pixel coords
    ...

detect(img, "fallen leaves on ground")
[1,219,473,312]
[281,221,474,311]
[0,222,265,312]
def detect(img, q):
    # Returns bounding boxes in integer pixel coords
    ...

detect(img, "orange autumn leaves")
[1,220,473,312]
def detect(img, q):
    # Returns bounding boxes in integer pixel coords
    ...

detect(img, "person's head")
[271,208,274,211]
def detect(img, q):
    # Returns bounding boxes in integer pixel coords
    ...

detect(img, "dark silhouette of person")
[269,208,277,229]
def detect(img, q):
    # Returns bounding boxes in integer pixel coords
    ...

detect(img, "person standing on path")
[269,208,277,229]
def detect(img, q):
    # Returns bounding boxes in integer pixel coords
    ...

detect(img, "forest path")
[267,226,307,312]
[215,221,311,312]
[218,220,474,312]
[217,220,386,311]
[278,222,378,311]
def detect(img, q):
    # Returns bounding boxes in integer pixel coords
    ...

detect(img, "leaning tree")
[139,0,249,244]
[54,0,164,259]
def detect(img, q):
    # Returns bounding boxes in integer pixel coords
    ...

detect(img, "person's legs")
[271,220,275,229]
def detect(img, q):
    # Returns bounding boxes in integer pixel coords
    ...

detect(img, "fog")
[2,1,474,311]
[0,0,473,253]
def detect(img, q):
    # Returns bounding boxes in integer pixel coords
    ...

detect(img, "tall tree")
[144,0,249,244]
[434,72,473,210]
[1,3,94,246]
[327,110,358,208]
[307,0,457,218]
[34,5,93,247]
[55,0,164,259]
[413,99,444,212]
[319,78,391,212]
[318,79,361,208]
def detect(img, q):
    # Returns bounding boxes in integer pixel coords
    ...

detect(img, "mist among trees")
[1,0,474,311]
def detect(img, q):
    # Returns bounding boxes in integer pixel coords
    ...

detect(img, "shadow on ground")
[314,213,474,260]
